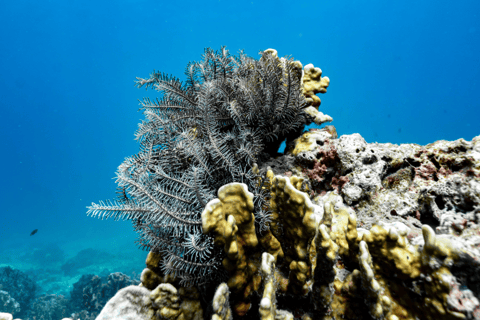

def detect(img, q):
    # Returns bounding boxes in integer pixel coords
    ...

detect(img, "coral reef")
[86,46,480,320]
[288,130,480,235]
[91,149,480,319]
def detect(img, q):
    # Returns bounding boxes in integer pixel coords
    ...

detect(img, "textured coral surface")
[84,130,480,320]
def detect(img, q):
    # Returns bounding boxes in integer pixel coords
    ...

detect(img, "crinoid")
[87,47,316,286]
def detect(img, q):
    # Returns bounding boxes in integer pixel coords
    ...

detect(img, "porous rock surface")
[288,129,480,236]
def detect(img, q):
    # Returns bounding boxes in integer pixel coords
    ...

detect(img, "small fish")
[30,229,38,236]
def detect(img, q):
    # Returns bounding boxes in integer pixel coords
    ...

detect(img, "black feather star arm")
[88,46,320,286]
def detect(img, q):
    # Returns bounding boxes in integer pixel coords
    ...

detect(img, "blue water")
[0,0,479,298]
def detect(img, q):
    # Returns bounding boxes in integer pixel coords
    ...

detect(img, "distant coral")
[69,273,140,317]
[0,267,36,318]
[0,290,20,315]
[12,272,141,320]
[61,248,114,276]
[22,243,66,267]
[24,294,70,320]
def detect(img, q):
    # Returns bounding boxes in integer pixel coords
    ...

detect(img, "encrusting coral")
[85,46,480,320]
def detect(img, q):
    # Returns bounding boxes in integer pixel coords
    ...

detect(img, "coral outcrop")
[88,46,480,320]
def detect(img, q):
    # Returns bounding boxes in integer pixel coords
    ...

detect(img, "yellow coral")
[302,63,330,108]
[311,224,338,311]
[150,284,182,319]
[310,191,475,320]
[270,175,321,260]
[201,182,260,316]
[358,241,392,319]
[323,215,474,320]
[140,251,178,290]
[202,183,258,251]
[321,192,355,256]
[258,229,284,262]
[288,129,334,156]
[212,283,233,320]
[419,225,468,319]
[358,222,422,280]
[259,253,294,320]
[259,252,277,320]
[269,174,322,294]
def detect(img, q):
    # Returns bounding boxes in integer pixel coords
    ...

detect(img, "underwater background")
[0,0,479,310]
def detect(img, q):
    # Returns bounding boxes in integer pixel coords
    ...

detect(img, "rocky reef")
[0,267,139,320]
[88,130,480,320]
[71,48,480,320]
